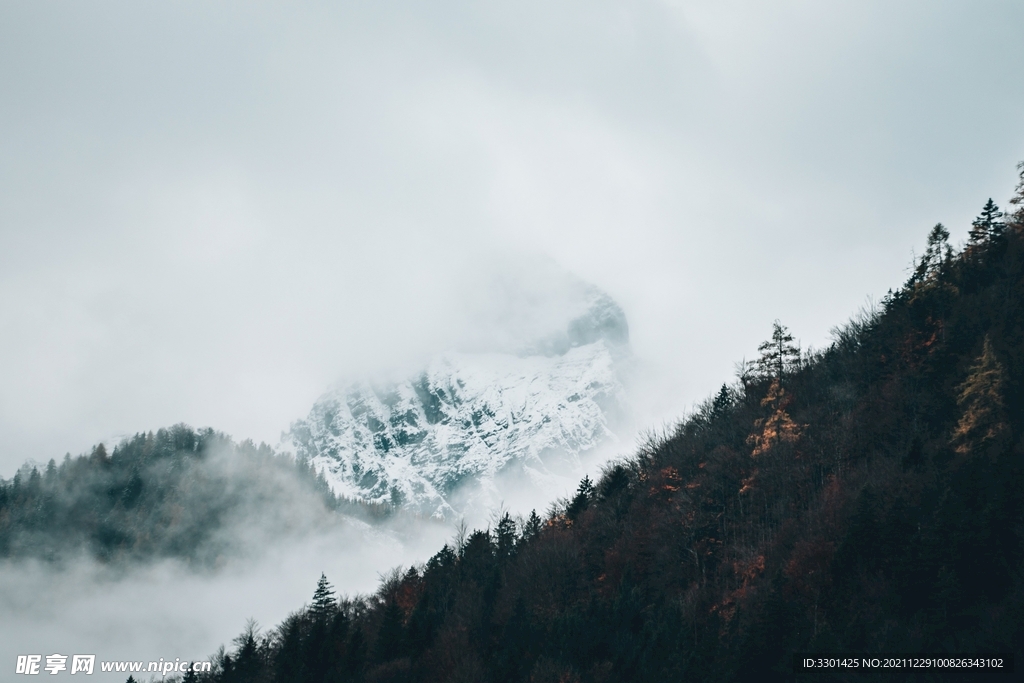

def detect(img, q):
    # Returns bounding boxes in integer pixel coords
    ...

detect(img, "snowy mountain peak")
[286,287,630,518]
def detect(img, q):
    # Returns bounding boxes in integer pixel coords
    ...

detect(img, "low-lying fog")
[0,401,633,682]
[0,522,448,681]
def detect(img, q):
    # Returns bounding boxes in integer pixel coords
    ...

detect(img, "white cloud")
[1,0,1022,467]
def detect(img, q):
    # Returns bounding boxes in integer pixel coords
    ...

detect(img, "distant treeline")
[0,426,392,565]
[183,165,1024,682]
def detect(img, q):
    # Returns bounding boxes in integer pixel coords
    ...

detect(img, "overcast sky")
[2,0,1023,477]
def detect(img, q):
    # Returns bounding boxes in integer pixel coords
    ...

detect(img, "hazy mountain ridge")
[0,426,391,565]
[287,291,631,518]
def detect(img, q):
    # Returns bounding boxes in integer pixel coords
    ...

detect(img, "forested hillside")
[0,426,389,564]
[186,166,1024,683]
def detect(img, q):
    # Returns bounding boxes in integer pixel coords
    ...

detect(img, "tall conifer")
[310,573,337,623]
[912,223,952,283]
[969,198,1005,245]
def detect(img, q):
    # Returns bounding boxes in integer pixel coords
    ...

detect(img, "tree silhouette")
[310,573,336,623]
[494,511,518,561]
[566,475,594,520]
[521,509,542,543]
[755,321,800,382]
[231,619,262,682]
[912,223,953,283]
[969,198,1005,245]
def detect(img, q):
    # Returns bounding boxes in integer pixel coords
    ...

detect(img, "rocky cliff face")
[286,289,630,518]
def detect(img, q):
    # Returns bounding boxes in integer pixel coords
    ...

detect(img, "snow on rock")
[286,290,630,519]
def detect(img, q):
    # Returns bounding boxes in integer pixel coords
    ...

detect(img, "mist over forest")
[0,257,641,682]
[4,2,1024,682]
[4,170,1024,682]
[0,427,455,681]
[0,427,386,563]
[153,169,1024,682]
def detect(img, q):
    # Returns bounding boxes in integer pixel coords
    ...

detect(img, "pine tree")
[182,664,199,683]
[27,467,41,493]
[494,511,518,562]
[310,573,337,623]
[952,336,1009,456]
[304,574,338,681]
[710,384,732,419]
[912,223,953,283]
[969,198,1005,245]
[90,443,108,464]
[566,476,594,521]
[521,510,543,543]
[231,619,262,681]
[755,321,800,382]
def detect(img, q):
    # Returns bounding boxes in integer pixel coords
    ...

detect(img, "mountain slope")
[202,174,1024,682]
